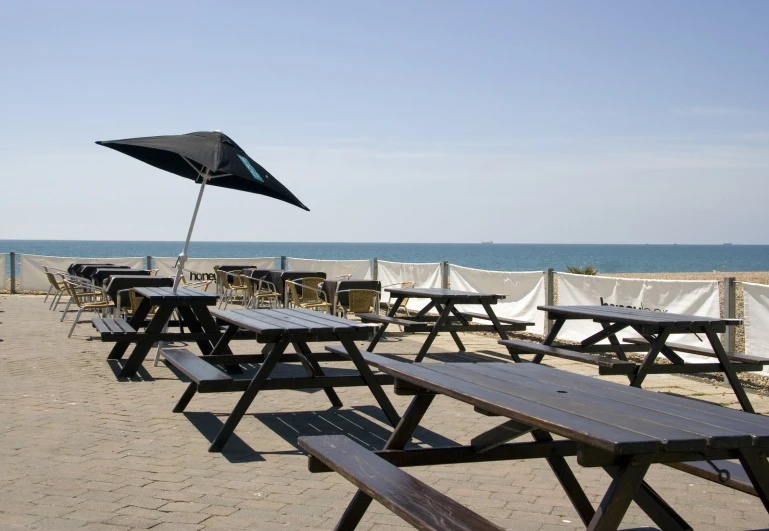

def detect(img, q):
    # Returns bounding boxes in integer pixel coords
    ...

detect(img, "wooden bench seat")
[358,313,432,331]
[298,434,504,531]
[460,311,533,328]
[499,339,637,375]
[668,460,756,497]
[623,337,769,365]
[92,317,137,336]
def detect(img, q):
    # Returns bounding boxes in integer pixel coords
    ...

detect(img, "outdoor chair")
[242,275,280,309]
[286,278,330,312]
[216,269,247,309]
[43,267,68,310]
[335,289,379,319]
[62,280,115,338]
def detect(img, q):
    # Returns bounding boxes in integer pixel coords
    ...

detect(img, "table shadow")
[183,405,459,463]
[106,359,156,382]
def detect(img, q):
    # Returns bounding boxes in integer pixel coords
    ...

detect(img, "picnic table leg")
[292,340,343,408]
[480,301,510,341]
[335,392,435,530]
[414,301,456,363]
[367,296,404,352]
[602,471,691,531]
[738,448,769,512]
[190,302,233,355]
[532,318,565,363]
[340,337,400,426]
[532,430,595,527]
[209,336,291,452]
[628,329,670,388]
[107,298,152,360]
[705,327,755,413]
[118,303,177,377]
[587,454,653,531]
[434,302,466,352]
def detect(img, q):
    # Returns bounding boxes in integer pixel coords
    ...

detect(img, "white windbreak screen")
[153,257,278,281]
[286,258,372,280]
[556,273,720,361]
[377,260,442,312]
[743,282,769,374]
[20,254,144,291]
[0,253,6,290]
[450,265,545,334]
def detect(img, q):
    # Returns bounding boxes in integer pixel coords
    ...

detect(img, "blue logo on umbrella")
[238,154,265,183]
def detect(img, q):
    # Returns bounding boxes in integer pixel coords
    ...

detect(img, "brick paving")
[1,294,769,530]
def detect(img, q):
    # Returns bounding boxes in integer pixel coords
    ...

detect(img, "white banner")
[153,257,278,282]
[0,253,6,291]
[556,273,720,361]
[743,282,769,374]
[20,254,145,291]
[286,257,372,280]
[377,260,442,312]
[449,265,546,334]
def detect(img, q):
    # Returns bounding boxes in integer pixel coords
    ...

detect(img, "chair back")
[216,269,231,290]
[295,277,325,303]
[345,289,378,314]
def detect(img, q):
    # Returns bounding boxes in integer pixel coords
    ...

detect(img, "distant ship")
[481,241,493,244]
[723,243,733,245]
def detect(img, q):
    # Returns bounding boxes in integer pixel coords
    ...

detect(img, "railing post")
[372,258,378,280]
[441,261,449,289]
[544,268,554,335]
[9,252,16,294]
[724,276,736,352]
[280,256,287,269]
[146,255,153,271]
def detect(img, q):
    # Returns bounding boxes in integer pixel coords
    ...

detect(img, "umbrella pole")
[173,173,209,293]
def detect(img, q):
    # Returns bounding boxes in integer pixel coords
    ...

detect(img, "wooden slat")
[363,356,661,454]
[91,318,112,334]
[161,348,233,392]
[460,363,752,450]
[298,435,505,531]
[539,305,739,328]
[460,311,534,327]
[114,318,137,334]
[493,363,769,445]
[499,340,636,373]
[623,337,769,365]
[667,461,757,496]
[359,313,432,329]
[427,363,712,452]
[385,287,505,302]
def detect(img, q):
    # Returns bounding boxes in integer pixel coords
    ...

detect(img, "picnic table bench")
[300,354,769,530]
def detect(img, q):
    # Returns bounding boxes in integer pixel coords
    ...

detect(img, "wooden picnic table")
[364,287,532,361]
[503,305,757,412]
[301,356,769,530]
[182,308,400,452]
[104,286,227,378]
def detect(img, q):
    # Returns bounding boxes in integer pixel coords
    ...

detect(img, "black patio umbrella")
[96,131,308,292]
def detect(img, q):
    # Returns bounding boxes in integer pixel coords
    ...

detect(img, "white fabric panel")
[0,254,6,290]
[20,254,144,291]
[743,282,769,374]
[377,261,442,311]
[153,257,278,281]
[556,273,720,362]
[449,265,546,334]
[286,258,372,280]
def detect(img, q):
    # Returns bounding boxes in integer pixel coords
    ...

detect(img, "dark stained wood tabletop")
[364,356,769,456]
[540,305,742,329]
[133,286,219,303]
[212,308,374,341]
[386,287,505,303]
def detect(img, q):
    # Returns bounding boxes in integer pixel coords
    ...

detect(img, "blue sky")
[1,1,768,244]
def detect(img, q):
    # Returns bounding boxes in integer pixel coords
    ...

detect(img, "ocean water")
[1,240,768,274]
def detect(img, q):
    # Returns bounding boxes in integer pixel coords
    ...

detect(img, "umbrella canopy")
[96,130,308,295]
[96,131,309,211]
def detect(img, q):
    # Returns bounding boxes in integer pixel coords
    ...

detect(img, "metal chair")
[335,289,379,319]
[242,275,280,309]
[383,280,416,330]
[62,280,115,338]
[42,267,68,310]
[286,278,330,312]
[216,269,248,308]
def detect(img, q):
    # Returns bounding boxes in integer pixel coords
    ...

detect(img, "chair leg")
[60,298,73,322]
[68,308,84,338]
[44,286,53,303]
